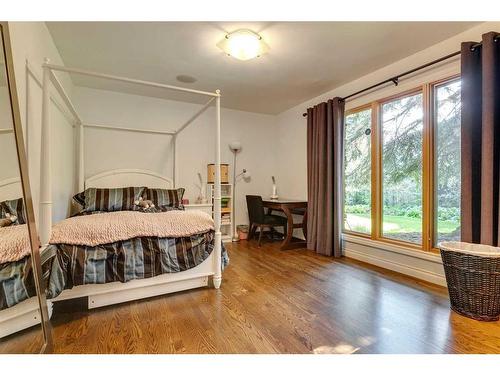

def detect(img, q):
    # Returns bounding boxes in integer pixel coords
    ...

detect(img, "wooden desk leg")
[302,210,307,240]
[281,206,294,250]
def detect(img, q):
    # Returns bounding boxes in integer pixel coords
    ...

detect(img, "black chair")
[246,195,287,247]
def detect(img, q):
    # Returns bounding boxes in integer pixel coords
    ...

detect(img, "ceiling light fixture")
[217,29,269,61]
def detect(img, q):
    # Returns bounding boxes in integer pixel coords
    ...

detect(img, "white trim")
[343,233,443,264]
[342,234,446,286]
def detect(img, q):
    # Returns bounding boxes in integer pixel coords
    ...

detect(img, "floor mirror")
[0,22,53,354]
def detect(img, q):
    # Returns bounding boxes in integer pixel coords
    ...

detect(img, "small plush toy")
[134,197,155,210]
[0,213,17,228]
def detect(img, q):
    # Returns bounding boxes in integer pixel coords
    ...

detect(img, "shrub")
[348,203,460,223]
[437,207,460,222]
[345,204,370,214]
[405,206,422,219]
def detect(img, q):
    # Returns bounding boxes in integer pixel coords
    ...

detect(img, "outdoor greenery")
[344,80,461,243]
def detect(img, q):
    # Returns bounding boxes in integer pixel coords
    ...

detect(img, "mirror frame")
[0,22,53,353]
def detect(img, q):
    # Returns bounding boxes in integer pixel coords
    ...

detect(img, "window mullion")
[422,83,433,252]
[371,102,381,240]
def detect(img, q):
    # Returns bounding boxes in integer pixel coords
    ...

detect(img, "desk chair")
[246,195,288,247]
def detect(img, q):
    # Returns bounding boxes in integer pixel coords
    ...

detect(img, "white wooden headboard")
[0,177,22,201]
[85,169,174,189]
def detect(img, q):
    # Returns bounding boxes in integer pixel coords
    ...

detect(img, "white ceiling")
[46,22,479,114]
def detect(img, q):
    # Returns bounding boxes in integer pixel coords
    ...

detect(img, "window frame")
[342,103,374,239]
[377,87,425,249]
[430,75,461,252]
[342,75,460,253]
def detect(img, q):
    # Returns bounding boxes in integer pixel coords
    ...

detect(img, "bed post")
[213,89,222,289]
[172,134,177,187]
[40,59,52,245]
[77,122,84,191]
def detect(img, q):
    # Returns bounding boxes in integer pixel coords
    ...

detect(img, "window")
[434,79,461,244]
[342,76,461,252]
[381,92,424,244]
[344,108,372,234]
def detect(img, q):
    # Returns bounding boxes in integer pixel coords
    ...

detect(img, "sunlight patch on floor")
[313,335,377,354]
[313,344,360,354]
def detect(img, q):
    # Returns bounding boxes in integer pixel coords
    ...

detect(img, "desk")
[262,198,307,250]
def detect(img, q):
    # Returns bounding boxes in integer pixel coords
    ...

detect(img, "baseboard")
[343,238,446,287]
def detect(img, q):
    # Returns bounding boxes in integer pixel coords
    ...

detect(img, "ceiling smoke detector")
[176,74,197,84]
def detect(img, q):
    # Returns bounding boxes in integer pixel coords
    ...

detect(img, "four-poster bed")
[39,59,224,309]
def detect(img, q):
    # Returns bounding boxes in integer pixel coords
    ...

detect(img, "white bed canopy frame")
[39,59,223,307]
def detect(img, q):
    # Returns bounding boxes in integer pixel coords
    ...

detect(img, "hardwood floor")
[2,240,500,353]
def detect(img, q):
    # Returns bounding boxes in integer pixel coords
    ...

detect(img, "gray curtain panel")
[461,31,500,246]
[306,98,345,256]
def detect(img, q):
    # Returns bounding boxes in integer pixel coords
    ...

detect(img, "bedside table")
[184,203,212,216]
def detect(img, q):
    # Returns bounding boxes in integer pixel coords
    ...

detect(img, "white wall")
[273,21,500,285]
[73,87,277,228]
[0,88,20,188]
[9,22,76,223]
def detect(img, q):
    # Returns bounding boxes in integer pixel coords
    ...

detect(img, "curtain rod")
[302,35,499,117]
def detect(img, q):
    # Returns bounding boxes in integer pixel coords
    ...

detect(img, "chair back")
[246,195,265,224]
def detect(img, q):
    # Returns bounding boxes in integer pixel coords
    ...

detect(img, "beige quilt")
[0,224,31,264]
[49,210,215,246]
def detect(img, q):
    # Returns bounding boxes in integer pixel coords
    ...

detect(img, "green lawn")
[345,212,459,234]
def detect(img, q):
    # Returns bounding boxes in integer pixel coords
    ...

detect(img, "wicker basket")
[439,241,500,321]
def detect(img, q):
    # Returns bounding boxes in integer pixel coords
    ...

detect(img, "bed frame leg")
[213,231,222,289]
[213,275,222,289]
[213,90,223,290]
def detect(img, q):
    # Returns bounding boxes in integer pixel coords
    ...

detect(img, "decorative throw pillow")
[142,188,185,210]
[84,187,145,213]
[0,198,26,225]
[70,191,86,217]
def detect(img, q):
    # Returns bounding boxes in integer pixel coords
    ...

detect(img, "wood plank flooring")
[2,240,500,353]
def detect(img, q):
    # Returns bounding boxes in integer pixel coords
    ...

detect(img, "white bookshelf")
[207,183,233,242]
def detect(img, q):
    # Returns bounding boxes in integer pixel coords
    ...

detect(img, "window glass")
[381,93,424,244]
[435,80,461,244]
[344,108,372,234]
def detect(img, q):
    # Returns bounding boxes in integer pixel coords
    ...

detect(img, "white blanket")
[49,210,214,247]
[0,224,31,264]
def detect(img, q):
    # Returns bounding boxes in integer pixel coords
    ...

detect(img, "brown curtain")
[461,32,500,246]
[306,98,345,256]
